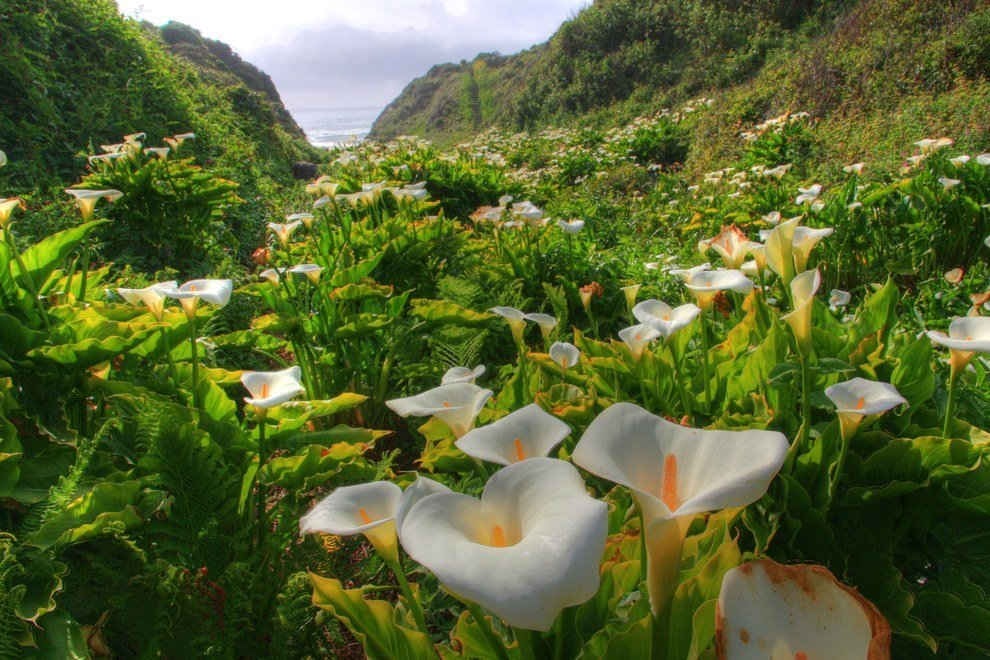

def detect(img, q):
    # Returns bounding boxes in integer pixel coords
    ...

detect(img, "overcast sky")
[117,0,589,111]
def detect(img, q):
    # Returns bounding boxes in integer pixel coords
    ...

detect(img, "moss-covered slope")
[370,0,990,167]
[0,0,313,190]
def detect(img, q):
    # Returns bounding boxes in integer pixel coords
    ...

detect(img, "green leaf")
[410,299,492,326]
[261,443,376,489]
[309,572,435,660]
[28,480,163,549]
[890,337,935,409]
[21,610,89,659]
[16,220,107,290]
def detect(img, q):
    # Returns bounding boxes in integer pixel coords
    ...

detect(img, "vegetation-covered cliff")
[0,0,313,190]
[370,0,990,169]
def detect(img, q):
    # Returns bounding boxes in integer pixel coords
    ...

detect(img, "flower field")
[1,105,989,658]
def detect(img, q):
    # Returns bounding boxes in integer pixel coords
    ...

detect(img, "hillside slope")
[0,0,313,190]
[370,0,990,167]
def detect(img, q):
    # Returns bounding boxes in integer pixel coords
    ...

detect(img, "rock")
[292,161,319,180]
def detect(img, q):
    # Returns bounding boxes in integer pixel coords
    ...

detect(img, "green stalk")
[699,314,713,413]
[668,340,692,421]
[4,230,51,331]
[943,367,958,439]
[465,602,511,660]
[513,628,541,660]
[798,353,812,448]
[77,240,91,301]
[189,314,201,410]
[386,557,428,633]
[255,415,268,549]
[552,609,570,660]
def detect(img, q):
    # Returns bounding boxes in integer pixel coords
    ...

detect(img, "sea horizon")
[291,105,383,149]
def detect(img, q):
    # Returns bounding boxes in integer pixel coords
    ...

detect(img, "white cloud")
[117,0,588,110]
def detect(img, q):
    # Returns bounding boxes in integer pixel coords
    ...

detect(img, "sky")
[117,0,590,112]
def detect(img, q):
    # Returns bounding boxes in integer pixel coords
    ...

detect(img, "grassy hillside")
[0,0,314,191]
[370,0,990,169]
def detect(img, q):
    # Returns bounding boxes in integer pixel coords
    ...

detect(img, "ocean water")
[292,106,382,148]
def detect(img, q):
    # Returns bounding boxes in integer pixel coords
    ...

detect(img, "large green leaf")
[28,480,164,549]
[261,443,376,489]
[16,220,107,291]
[309,572,435,660]
[410,299,492,326]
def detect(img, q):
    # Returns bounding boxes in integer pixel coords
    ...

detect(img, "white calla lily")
[573,403,787,615]
[286,212,315,228]
[395,476,451,533]
[259,268,282,284]
[684,270,754,311]
[927,316,990,375]
[241,366,306,410]
[782,269,821,354]
[456,403,571,465]
[706,225,757,269]
[0,198,24,227]
[386,383,493,437]
[620,284,642,313]
[668,262,711,281]
[117,280,178,321]
[524,312,558,341]
[557,218,585,234]
[491,306,528,344]
[441,365,486,385]
[288,263,323,283]
[795,184,822,205]
[300,480,402,561]
[618,324,661,360]
[267,220,302,246]
[161,279,233,319]
[633,300,702,339]
[398,457,607,631]
[825,377,906,439]
[549,341,580,369]
[829,289,851,310]
[765,217,799,285]
[716,559,891,660]
[792,226,833,272]
[64,188,123,219]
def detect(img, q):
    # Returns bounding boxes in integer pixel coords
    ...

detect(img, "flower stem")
[943,369,958,439]
[465,601,511,660]
[4,230,51,331]
[699,314,713,413]
[797,353,812,448]
[387,557,428,634]
[255,415,267,549]
[189,314,201,410]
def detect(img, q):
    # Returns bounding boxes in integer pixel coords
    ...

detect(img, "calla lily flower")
[64,188,123,219]
[549,341,580,369]
[491,306,528,344]
[398,457,607,631]
[144,147,170,159]
[386,383,493,437]
[0,198,24,227]
[241,366,306,410]
[300,480,403,562]
[782,269,821,354]
[618,324,661,360]
[633,300,702,339]
[795,184,822,206]
[441,365,486,385]
[825,377,906,439]
[620,284,642,313]
[716,559,891,660]
[161,279,233,319]
[927,316,990,374]
[288,263,323,283]
[456,403,571,465]
[684,269,754,311]
[259,268,282,284]
[843,162,866,175]
[267,220,302,246]
[286,212,315,229]
[524,313,558,341]
[395,476,451,533]
[792,226,833,272]
[573,403,787,615]
[668,262,711,281]
[764,217,799,285]
[117,280,178,321]
[557,218,585,234]
[706,225,758,269]
[829,289,851,310]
